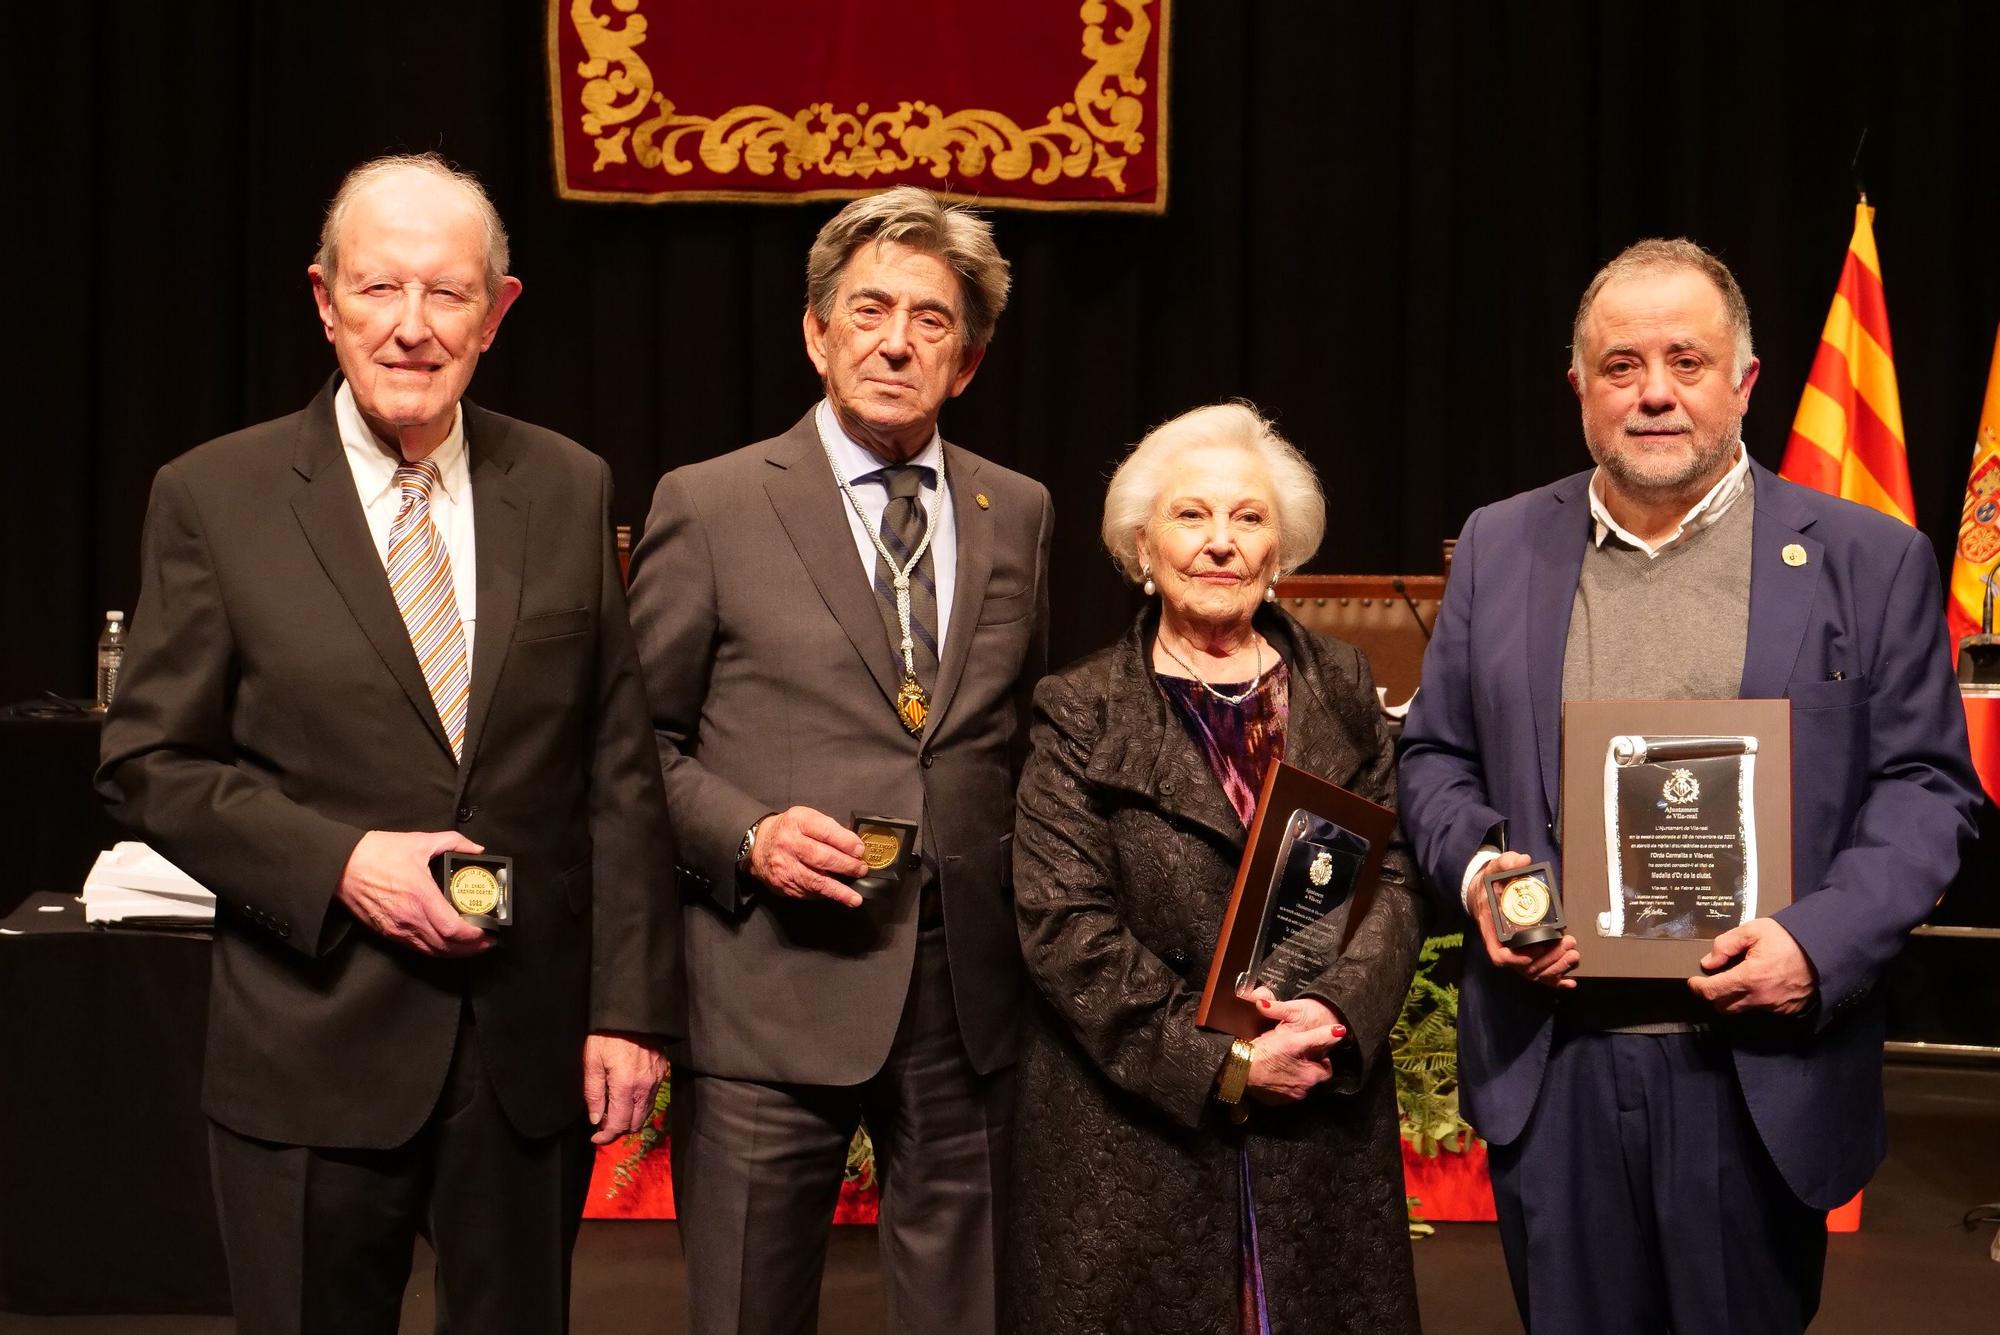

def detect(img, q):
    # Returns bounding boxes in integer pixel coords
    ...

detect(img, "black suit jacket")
[626,410,1052,1083]
[98,377,677,1149]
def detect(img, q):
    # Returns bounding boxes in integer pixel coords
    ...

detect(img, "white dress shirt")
[813,398,959,658]
[336,381,478,675]
[1587,444,1750,557]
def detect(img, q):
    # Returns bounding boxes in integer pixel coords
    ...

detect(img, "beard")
[1586,409,1742,501]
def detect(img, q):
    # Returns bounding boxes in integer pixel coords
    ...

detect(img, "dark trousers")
[207,1017,595,1335]
[1487,1025,1827,1335]
[672,923,1014,1335]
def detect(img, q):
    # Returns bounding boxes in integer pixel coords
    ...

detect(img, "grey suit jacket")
[627,409,1052,1082]
[97,376,677,1149]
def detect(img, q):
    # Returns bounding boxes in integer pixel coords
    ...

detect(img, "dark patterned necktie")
[871,465,939,693]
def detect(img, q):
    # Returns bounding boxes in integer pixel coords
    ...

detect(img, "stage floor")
[5,1063,1994,1334]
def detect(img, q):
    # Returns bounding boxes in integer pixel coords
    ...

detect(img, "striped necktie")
[386,460,471,760]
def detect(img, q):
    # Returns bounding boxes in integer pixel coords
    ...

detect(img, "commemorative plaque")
[849,814,920,898]
[1197,761,1398,1039]
[1560,700,1791,978]
[430,851,513,931]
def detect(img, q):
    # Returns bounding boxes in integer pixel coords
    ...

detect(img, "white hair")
[315,152,511,301]
[1100,401,1326,584]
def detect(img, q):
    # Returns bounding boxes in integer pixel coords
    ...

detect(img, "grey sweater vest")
[1562,476,1754,704]
[1558,476,1754,1029]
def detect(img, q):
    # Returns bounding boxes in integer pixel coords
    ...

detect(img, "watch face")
[1499,876,1551,928]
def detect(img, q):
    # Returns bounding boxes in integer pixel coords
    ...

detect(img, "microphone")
[1391,577,1431,642]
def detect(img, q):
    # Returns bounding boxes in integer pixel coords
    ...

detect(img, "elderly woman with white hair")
[1005,402,1424,1334]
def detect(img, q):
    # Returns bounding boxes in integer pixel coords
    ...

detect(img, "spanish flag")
[1778,201,1916,526]
[1948,329,2000,806]
[1947,329,2000,652]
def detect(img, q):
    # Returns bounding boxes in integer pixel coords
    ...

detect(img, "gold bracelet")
[1216,1038,1255,1122]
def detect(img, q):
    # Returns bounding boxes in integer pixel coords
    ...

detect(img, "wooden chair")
[1275,542,1454,707]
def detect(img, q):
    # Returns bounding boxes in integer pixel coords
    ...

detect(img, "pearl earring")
[1142,567,1156,597]
[1264,581,1278,603]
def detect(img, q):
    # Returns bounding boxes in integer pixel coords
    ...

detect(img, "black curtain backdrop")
[8,0,2000,703]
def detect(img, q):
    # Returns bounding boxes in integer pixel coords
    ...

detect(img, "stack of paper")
[82,842,216,925]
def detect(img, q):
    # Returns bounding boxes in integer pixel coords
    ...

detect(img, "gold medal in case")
[849,814,920,898]
[431,851,514,931]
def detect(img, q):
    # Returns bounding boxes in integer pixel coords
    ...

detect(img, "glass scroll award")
[1601,734,1758,941]
[1234,809,1370,1001]
[1196,761,1398,1038]
[1559,700,1791,979]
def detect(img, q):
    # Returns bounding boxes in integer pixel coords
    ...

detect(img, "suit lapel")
[288,379,456,761]
[923,443,990,743]
[1526,475,1592,822]
[1738,464,1822,699]
[458,404,528,775]
[764,415,903,710]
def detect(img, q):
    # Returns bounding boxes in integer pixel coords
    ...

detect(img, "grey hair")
[1570,237,1755,385]
[1101,401,1327,584]
[806,186,1012,350]
[315,153,512,301]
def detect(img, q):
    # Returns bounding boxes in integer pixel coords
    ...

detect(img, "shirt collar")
[814,398,943,487]
[1588,445,1749,557]
[335,380,468,505]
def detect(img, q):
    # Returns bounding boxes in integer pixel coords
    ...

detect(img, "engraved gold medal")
[861,831,902,871]
[448,865,501,916]
[1500,876,1551,928]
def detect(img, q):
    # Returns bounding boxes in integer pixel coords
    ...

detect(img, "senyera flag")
[1778,201,1915,526]
[1774,201,1914,1236]
[546,0,1170,213]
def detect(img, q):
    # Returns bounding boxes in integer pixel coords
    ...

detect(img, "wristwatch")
[736,817,766,876]
[1215,1038,1255,1123]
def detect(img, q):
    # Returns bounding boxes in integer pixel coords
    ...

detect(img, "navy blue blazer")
[1398,459,1980,1209]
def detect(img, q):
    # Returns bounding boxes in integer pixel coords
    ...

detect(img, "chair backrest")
[616,525,633,588]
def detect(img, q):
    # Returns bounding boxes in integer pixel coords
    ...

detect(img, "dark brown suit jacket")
[97,377,677,1148]
[626,410,1051,1083]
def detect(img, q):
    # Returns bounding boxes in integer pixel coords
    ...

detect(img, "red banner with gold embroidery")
[545,0,1170,212]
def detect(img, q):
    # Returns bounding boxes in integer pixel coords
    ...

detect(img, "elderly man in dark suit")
[627,186,1050,1335]
[98,154,676,1335]
[1398,238,1981,1334]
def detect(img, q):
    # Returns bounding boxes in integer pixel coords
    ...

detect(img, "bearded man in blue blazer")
[1398,238,1979,1334]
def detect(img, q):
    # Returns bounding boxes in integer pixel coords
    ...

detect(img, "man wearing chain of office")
[626,186,1053,1335]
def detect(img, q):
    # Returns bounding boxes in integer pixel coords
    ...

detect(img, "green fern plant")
[1393,933,1479,1238]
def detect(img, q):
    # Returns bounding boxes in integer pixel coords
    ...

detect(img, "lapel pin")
[975,493,990,510]
[1782,543,1808,567]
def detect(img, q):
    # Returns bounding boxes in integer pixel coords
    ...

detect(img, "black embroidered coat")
[1004,607,1425,1334]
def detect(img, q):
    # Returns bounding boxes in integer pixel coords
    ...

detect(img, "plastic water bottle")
[94,611,127,710]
